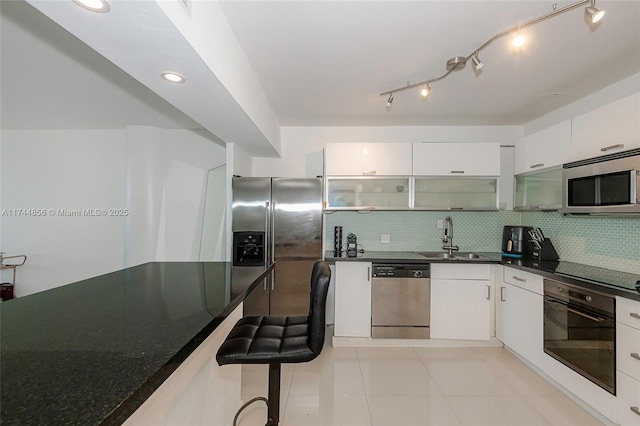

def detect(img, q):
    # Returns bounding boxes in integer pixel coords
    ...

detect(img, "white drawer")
[618,370,640,426]
[431,263,491,280]
[503,267,543,295]
[618,323,640,381]
[618,297,640,330]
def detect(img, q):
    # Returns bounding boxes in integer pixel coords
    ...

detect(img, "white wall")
[126,126,226,266]
[200,165,227,261]
[1,129,127,295]
[0,127,226,296]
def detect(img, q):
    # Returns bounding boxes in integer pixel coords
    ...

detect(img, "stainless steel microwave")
[562,148,640,215]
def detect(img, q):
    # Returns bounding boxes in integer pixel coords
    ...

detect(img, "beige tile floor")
[235,332,605,426]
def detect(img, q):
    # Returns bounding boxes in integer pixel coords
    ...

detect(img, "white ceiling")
[1,1,639,155]
[0,0,206,133]
[219,0,640,126]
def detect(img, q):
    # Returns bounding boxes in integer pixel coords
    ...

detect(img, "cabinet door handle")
[512,276,527,282]
[486,285,491,300]
[500,286,506,302]
[530,163,545,169]
[450,170,465,174]
[631,407,640,417]
[367,267,370,282]
[630,313,640,320]
[363,170,376,175]
[601,143,625,152]
[631,353,640,361]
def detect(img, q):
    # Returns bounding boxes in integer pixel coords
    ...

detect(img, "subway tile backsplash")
[521,211,640,274]
[326,210,640,274]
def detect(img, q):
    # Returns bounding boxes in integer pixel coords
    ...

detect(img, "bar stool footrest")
[233,396,272,426]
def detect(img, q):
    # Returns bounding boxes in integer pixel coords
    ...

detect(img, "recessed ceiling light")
[161,72,186,84]
[72,0,111,13]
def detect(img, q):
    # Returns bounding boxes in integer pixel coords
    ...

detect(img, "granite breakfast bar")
[0,262,273,425]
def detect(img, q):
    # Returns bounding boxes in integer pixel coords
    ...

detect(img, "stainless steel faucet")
[442,216,460,255]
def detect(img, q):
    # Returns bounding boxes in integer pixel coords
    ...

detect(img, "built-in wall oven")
[543,278,616,394]
[371,263,430,339]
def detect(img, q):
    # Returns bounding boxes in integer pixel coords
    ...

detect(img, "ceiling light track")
[380,0,602,105]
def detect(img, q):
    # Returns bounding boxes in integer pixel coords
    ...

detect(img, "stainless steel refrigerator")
[232,177,323,316]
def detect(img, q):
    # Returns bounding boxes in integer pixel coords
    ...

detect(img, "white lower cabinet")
[497,283,543,369]
[618,370,640,426]
[618,296,640,426]
[430,264,492,340]
[334,261,372,338]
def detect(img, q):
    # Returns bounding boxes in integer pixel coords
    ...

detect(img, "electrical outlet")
[437,219,444,229]
[380,234,391,244]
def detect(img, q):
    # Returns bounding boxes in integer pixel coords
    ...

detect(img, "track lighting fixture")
[380,0,605,107]
[471,53,484,72]
[386,94,394,108]
[585,0,605,23]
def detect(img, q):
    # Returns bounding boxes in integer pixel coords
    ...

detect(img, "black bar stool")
[216,260,331,426]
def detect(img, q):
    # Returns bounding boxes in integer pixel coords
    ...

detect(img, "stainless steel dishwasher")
[371,263,430,339]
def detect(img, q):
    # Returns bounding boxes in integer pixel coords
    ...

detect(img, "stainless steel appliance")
[371,263,430,339]
[543,278,616,394]
[232,178,323,316]
[563,148,640,215]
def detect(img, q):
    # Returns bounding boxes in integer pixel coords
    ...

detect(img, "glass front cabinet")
[324,177,411,210]
[324,177,499,211]
[514,168,563,210]
[414,177,499,211]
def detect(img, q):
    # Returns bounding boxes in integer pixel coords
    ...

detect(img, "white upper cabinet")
[412,143,500,176]
[514,120,571,175]
[324,143,412,176]
[570,92,640,161]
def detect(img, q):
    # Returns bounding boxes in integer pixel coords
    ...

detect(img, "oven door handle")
[546,299,605,322]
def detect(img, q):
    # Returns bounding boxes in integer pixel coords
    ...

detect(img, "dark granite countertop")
[324,250,430,263]
[325,250,640,302]
[0,262,273,425]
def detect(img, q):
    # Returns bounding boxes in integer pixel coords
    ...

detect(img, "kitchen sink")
[413,251,492,261]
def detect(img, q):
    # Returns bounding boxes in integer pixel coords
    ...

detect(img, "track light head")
[420,85,431,100]
[471,54,484,71]
[513,34,525,48]
[386,94,394,108]
[585,2,605,24]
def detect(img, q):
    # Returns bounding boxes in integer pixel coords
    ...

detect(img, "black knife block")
[531,238,559,261]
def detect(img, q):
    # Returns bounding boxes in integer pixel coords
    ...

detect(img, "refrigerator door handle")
[270,201,276,261]
[265,201,270,269]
